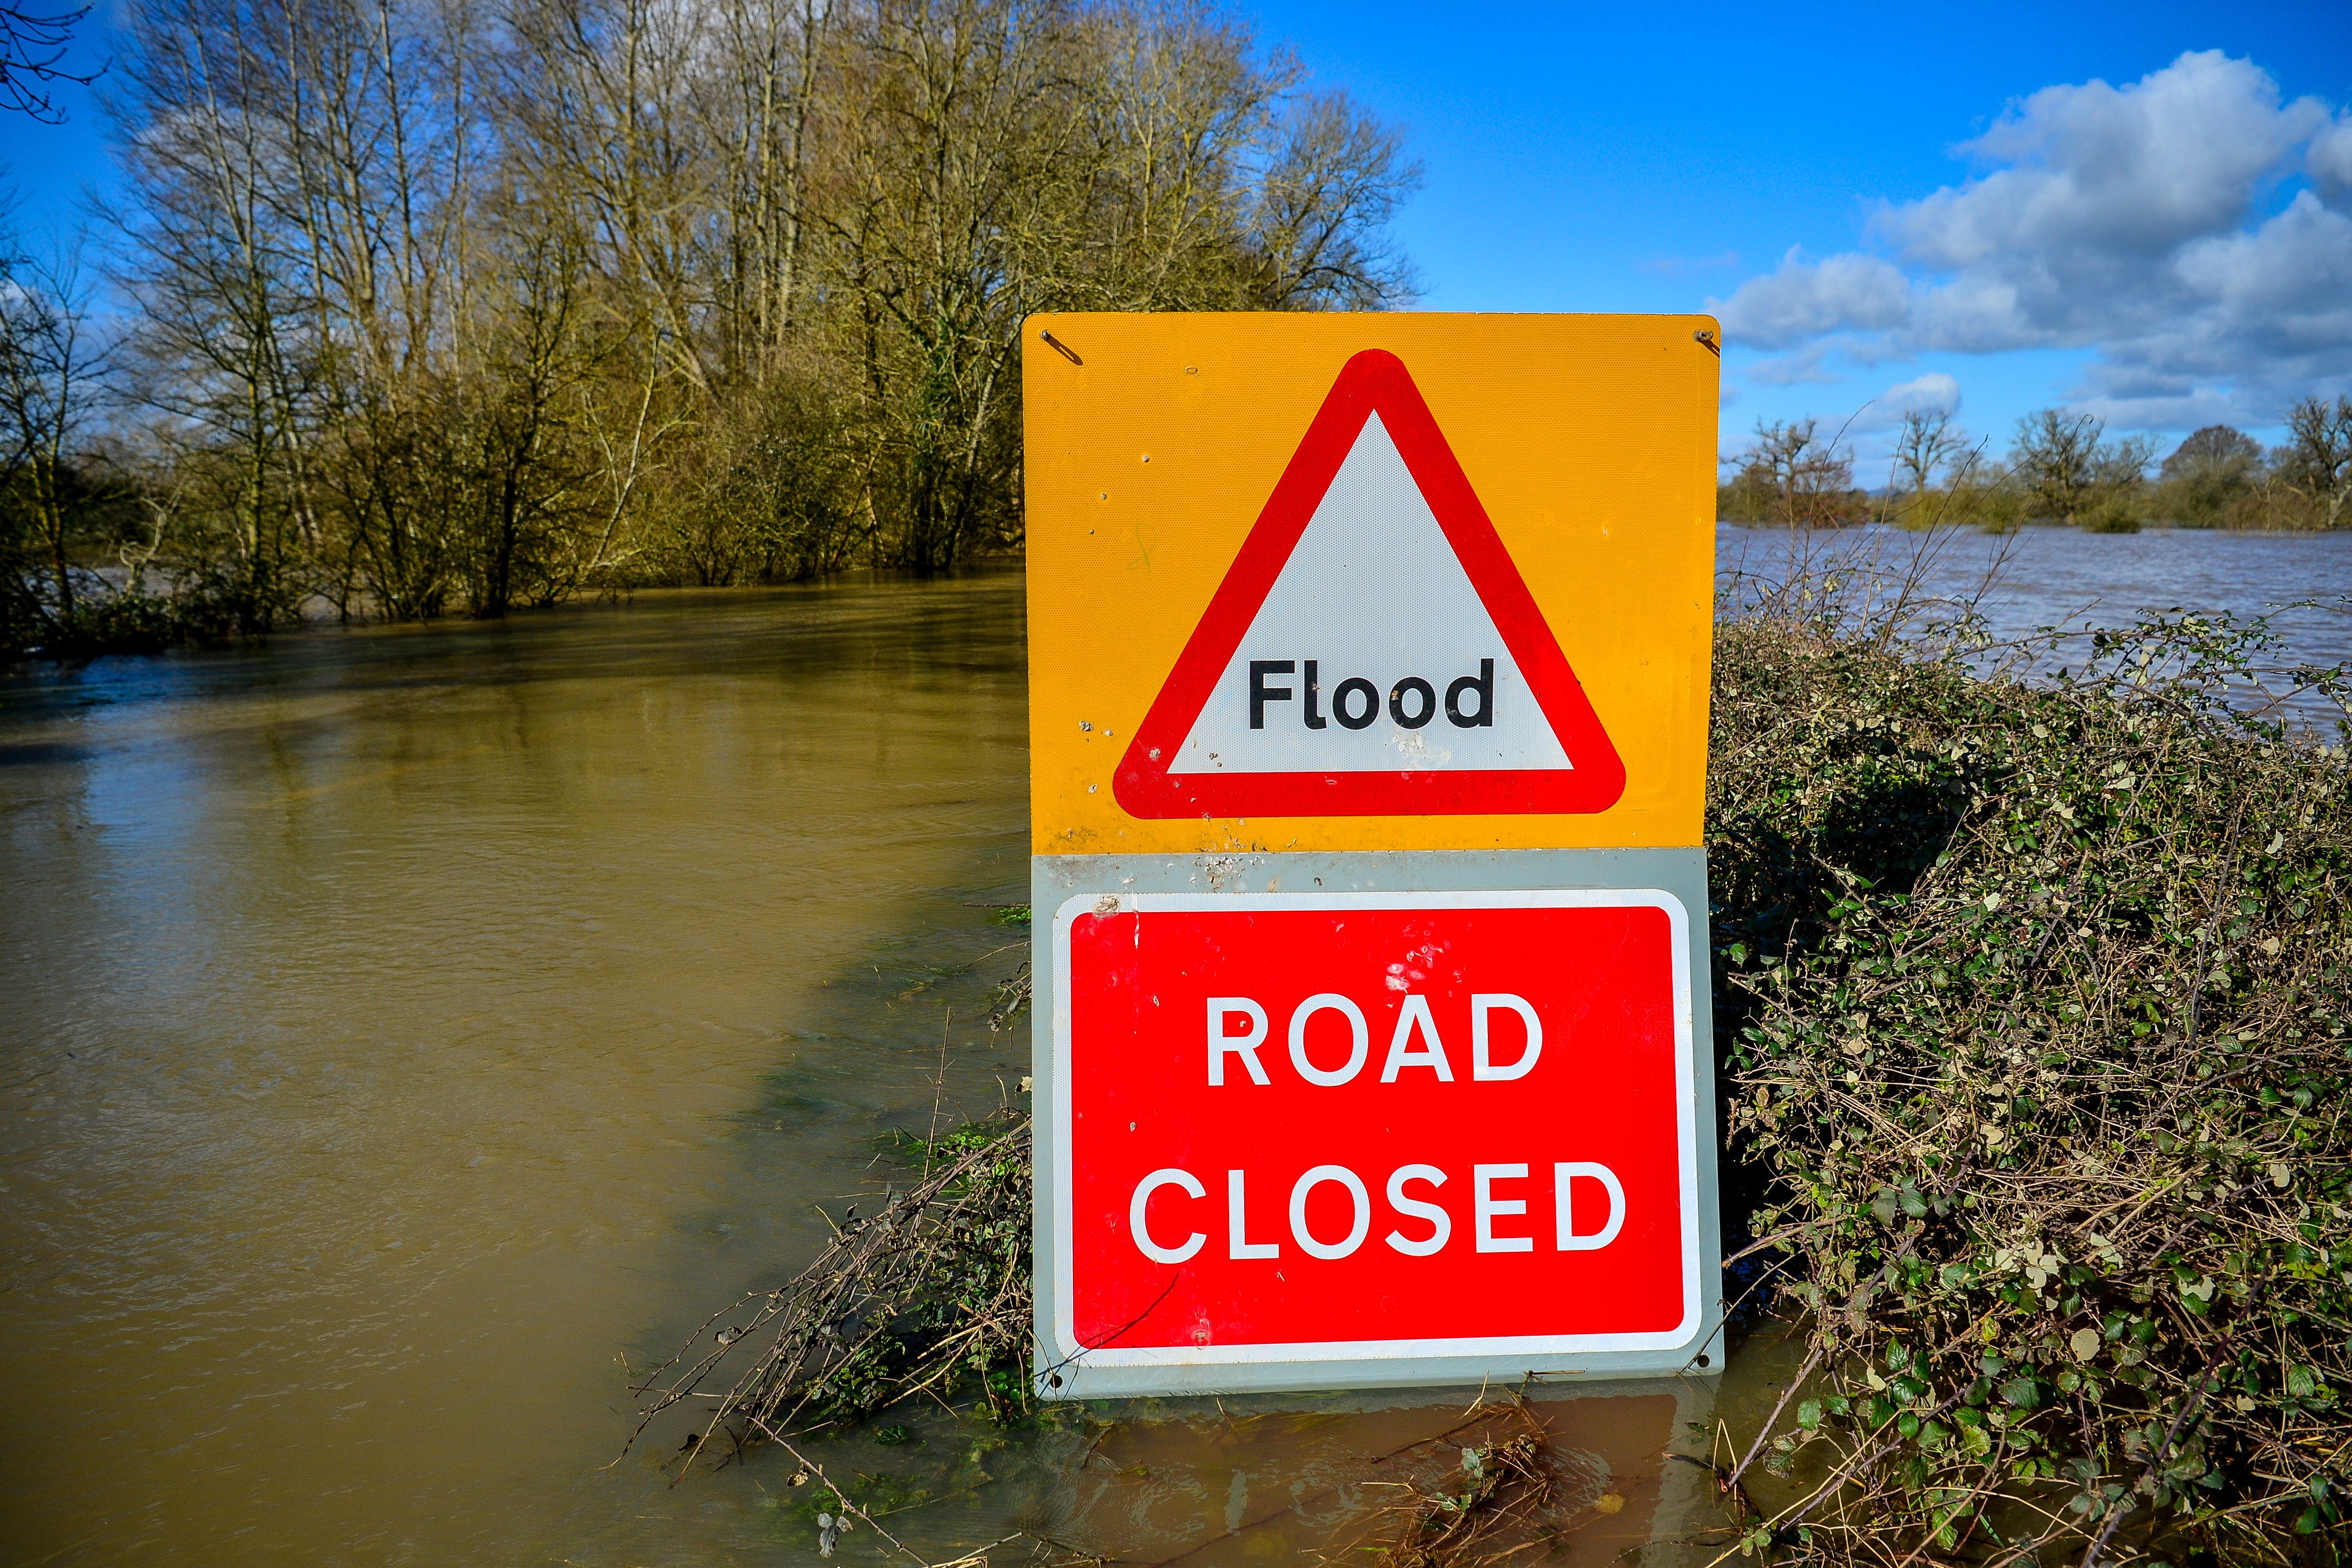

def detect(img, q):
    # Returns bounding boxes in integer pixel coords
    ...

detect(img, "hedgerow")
[628,1111,1033,1469]
[1710,599,2352,1567]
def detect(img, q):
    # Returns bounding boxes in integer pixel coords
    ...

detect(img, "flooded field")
[6,529,2338,1565]
[1719,522,2352,726]
[0,572,1734,1566]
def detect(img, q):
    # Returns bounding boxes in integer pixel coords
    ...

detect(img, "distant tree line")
[1719,396,2352,534]
[0,0,1418,657]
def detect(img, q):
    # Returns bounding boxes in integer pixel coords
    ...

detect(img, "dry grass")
[626,1112,1032,1472]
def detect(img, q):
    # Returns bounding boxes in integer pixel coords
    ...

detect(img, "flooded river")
[3,532,2340,1565]
[1719,523,2352,724]
[0,573,1723,1567]
[2,579,1048,1563]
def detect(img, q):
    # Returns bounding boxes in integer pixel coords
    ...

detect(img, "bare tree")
[2011,408,2160,530]
[109,0,343,625]
[1889,408,1962,498]
[696,0,831,381]
[2277,394,2352,530]
[1241,87,1419,309]
[2010,408,2105,523]
[506,0,725,396]
[80,0,1427,624]
[795,0,1419,570]
[1,2,100,120]
[0,243,112,622]
[1728,417,1854,527]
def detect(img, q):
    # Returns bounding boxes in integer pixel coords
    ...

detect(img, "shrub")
[1712,603,2352,1566]
[2077,490,2145,533]
[630,1111,1033,1464]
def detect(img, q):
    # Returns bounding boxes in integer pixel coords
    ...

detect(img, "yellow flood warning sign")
[1025,313,1719,856]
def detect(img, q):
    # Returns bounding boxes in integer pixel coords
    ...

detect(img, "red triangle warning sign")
[1113,350,1626,820]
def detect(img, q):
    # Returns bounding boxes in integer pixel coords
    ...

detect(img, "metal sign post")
[1025,314,1722,1397]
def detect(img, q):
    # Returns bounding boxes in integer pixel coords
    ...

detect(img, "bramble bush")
[1711,597,2352,1567]
[629,1111,1033,1468]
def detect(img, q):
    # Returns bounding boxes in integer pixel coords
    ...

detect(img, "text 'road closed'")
[1053,893,1700,1357]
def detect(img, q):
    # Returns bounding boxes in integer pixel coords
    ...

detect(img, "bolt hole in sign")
[1048,891,1699,1371]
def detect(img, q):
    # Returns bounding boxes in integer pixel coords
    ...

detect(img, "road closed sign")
[1046,891,1699,1376]
[1024,313,1721,1396]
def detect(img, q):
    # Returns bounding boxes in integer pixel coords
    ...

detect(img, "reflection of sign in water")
[1115,351,1623,819]
[1061,1388,1687,1562]
[1051,892,1698,1367]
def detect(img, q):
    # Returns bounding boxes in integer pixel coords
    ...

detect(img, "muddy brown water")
[1,572,1751,1567]
[10,526,2341,1563]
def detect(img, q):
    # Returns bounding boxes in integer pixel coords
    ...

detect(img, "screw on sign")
[1047,892,1700,1367]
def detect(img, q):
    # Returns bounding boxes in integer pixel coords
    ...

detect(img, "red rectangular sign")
[1046,891,1699,1370]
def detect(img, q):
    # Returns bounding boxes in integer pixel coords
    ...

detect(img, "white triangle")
[1170,413,1575,777]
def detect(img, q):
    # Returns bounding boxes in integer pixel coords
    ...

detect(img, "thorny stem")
[1725,1345,1826,1491]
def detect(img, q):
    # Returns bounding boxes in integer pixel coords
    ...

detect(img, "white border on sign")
[1047,889,1703,1368]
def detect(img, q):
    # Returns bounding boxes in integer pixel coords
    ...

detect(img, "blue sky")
[1238,0,2352,472]
[5,0,2349,475]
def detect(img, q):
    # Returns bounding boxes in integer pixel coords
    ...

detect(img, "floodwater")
[1719,522,2352,726]
[0,571,1725,1567]
[4,531,2339,1565]
[0,579,1041,1564]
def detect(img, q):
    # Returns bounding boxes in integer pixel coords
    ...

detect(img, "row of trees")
[1,0,1419,654]
[1719,396,2352,533]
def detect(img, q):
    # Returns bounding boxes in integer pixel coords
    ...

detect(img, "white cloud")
[1887,52,2322,275]
[1714,250,1909,351]
[1842,373,1962,435]
[2175,192,2352,329]
[1709,51,2352,427]
[1883,371,1961,415]
[2309,114,2352,206]
[1744,338,1847,385]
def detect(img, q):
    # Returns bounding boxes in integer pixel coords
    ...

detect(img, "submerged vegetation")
[631,1110,1033,1461]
